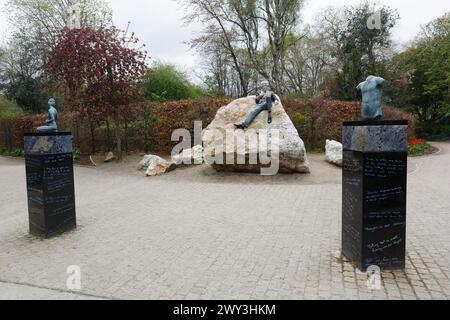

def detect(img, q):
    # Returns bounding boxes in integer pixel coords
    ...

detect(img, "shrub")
[383,106,416,139]
[0,95,24,119]
[408,138,426,146]
[11,115,45,147]
[73,148,81,160]
[143,64,208,102]
[12,148,25,157]
[408,142,432,156]
[283,99,415,147]
[152,98,230,152]
[0,145,24,157]
[0,98,416,154]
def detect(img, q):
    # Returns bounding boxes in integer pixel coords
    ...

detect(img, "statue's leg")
[242,104,267,128]
[36,126,54,133]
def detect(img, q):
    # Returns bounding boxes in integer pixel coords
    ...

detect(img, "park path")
[0,143,449,300]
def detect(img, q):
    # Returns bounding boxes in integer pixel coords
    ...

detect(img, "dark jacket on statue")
[256,91,277,111]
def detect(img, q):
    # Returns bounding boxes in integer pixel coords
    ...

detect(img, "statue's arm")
[255,92,265,104]
[356,83,363,92]
[46,110,55,124]
[376,77,386,87]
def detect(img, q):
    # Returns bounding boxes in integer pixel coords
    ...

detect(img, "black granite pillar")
[342,121,408,270]
[24,132,76,237]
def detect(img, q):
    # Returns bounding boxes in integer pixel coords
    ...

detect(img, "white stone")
[172,145,204,165]
[325,140,343,167]
[139,155,176,176]
[139,155,154,170]
[104,152,116,163]
[202,96,310,173]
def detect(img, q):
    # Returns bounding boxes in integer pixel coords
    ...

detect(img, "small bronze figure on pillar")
[357,76,385,121]
[37,98,58,133]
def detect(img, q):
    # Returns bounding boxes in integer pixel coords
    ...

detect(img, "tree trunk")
[124,119,129,154]
[106,120,112,151]
[114,108,122,161]
[89,120,96,155]
[75,117,80,151]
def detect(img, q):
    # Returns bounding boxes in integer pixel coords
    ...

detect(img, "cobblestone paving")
[0,142,449,300]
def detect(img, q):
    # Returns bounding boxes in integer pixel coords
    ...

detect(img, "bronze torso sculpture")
[357,75,385,121]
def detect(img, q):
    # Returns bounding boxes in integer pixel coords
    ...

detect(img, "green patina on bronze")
[357,76,385,121]
[37,98,58,133]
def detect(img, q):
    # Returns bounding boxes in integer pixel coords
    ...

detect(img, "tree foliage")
[45,26,148,159]
[0,40,51,113]
[395,12,450,130]
[323,3,399,100]
[0,0,112,113]
[184,0,305,94]
[5,0,112,53]
[143,63,206,102]
[0,94,24,119]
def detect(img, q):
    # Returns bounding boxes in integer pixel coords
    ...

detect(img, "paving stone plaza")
[1,143,449,300]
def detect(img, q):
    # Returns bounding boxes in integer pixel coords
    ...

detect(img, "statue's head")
[261,81,270,92]
[48,98,56,107]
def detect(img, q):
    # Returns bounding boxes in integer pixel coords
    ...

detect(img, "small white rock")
[104,152,116,163]
[325,140,343,167]
[139,155,176,176]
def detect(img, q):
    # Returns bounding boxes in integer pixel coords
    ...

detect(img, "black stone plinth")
[342,121,408,270]
[24,132,76,238]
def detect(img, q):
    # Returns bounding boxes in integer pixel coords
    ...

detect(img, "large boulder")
[202,96,310,174]
[139,155,176,176]
[325,140,343,167]
[172,145,204,165]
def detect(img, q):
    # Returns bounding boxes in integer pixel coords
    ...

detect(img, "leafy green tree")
[0,74,50,114]
[396,12,450,132]
[143,64,207,102]
[0,0,112,113]
[183,0,305,94]
[0,41,51,113]
[321,3,399,100]
[0,94,24,119]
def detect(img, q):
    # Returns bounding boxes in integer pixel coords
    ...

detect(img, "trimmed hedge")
[0,98,415,154]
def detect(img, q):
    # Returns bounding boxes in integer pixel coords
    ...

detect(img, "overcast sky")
[0,0,449,78]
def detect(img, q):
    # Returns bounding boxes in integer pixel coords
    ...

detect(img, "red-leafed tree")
[45,26,148,160]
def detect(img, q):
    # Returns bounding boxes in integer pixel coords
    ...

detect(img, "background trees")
[391,12,450,135]
[185,1,400,100]
[143,63,207,102]
[0,0,449,152]
[5,0,112,53]
[0,94,23,119]
[44,26,147,159]
[326,3,399,100]
[184,0,305,95]
[0,38,51,114]
[0,0,112,111]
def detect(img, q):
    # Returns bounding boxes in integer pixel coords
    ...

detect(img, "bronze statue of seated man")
[235,85,280,129]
